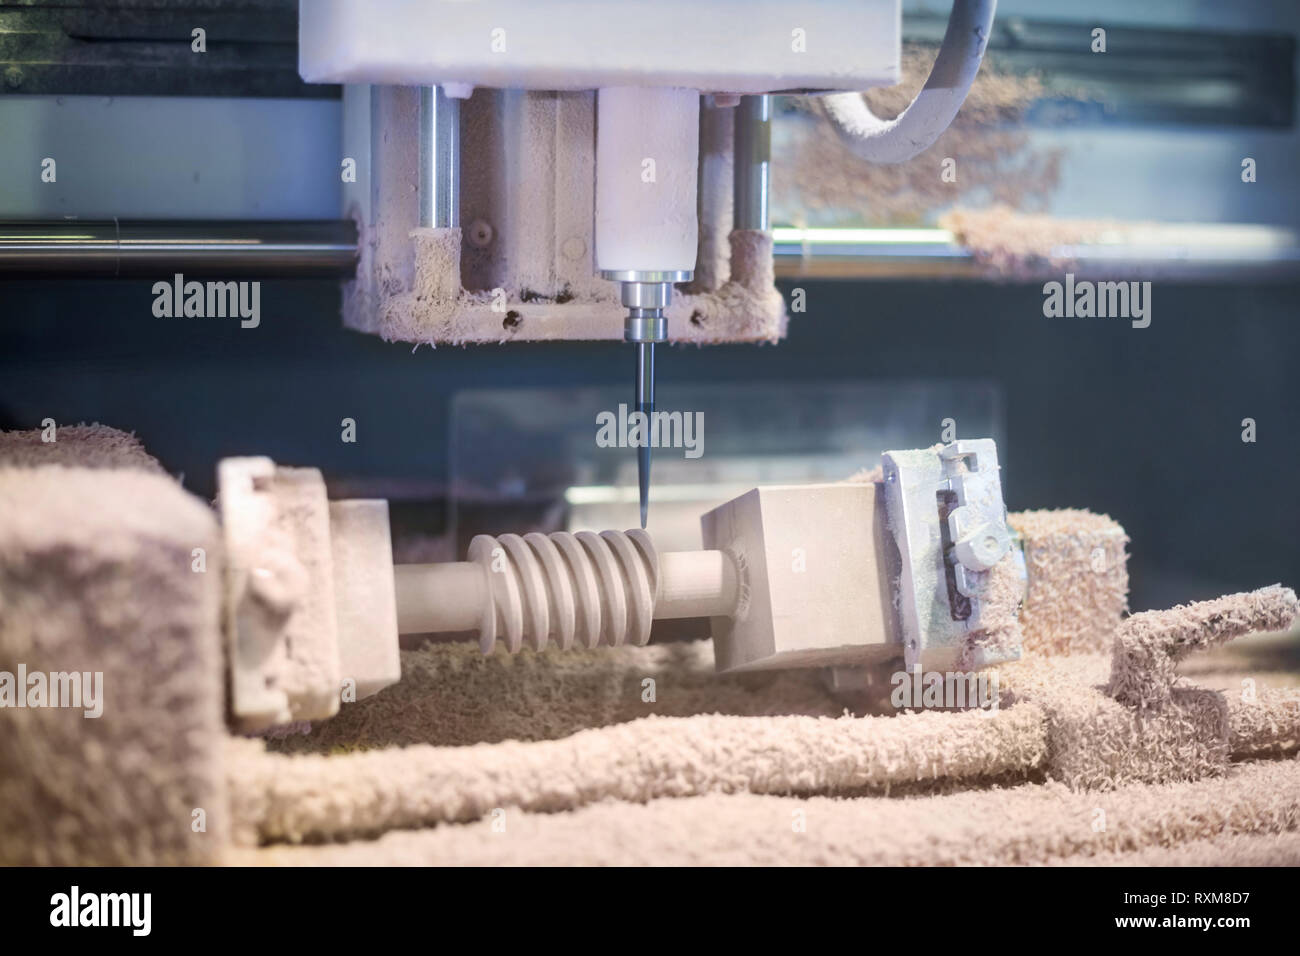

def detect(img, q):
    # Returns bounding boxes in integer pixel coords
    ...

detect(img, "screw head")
[467,219,493,248]
[954,524,1010,571]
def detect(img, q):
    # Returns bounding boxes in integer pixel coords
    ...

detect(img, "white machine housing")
[301,0,906,345]
[300,0,901,93]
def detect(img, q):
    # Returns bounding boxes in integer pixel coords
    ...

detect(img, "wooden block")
[701,482,899,673]
[329,500,402,700]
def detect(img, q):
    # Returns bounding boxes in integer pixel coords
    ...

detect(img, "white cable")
[819,0,997,164]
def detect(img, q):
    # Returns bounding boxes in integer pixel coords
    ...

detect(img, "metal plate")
[881,439,1019,672]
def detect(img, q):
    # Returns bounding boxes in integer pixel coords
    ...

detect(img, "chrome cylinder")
[0,220,358,277]
[419,86,461,229]
[733,94,772,231]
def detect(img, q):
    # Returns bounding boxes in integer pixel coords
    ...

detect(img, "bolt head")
[467,219,493,248]
[954,525,1010,571]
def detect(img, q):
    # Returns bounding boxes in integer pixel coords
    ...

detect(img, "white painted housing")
[595,87,700,274]
[299,0,901,93]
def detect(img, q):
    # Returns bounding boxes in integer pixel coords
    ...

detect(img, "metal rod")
[419,86,461,229]
[635,340,655,529]
[733,94,771,231]
[369,84,383,228]
[0,220,358,277]
[620,285,673,531]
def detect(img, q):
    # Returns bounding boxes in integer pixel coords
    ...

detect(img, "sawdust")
[1229,687,1300,756]
[778,45,1144,281]
[686,102,734,294]
[367,227,785,346]
[238,597,1300,849]
[228,703,1048,844]
[957,552,1026,669]
[674,230,787,343]
[1109,585,1300,711]
[1043,829,1300,867]
[410,227,464,305]
[1001,653,1230,791]
[264,638,841,754]
[845,464,883,484]
[1010,509,1130,657]
[0,423,165,474]
[230,756,1300,866]
[939,205,1151,276]
[778,46,1062,228]
[0,465,226,864]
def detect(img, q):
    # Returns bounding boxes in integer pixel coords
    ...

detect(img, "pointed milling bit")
[635,341,655,529]
[611,277,680,532]
[638,444,650,529]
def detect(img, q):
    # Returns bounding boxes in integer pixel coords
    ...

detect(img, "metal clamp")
[881,439,1021,672]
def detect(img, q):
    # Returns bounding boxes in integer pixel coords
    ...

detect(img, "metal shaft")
[0,220,358,277]
[418,86,461,229]
[612,277,679,530]
[635,340,655,529]
[733,94,772,231]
